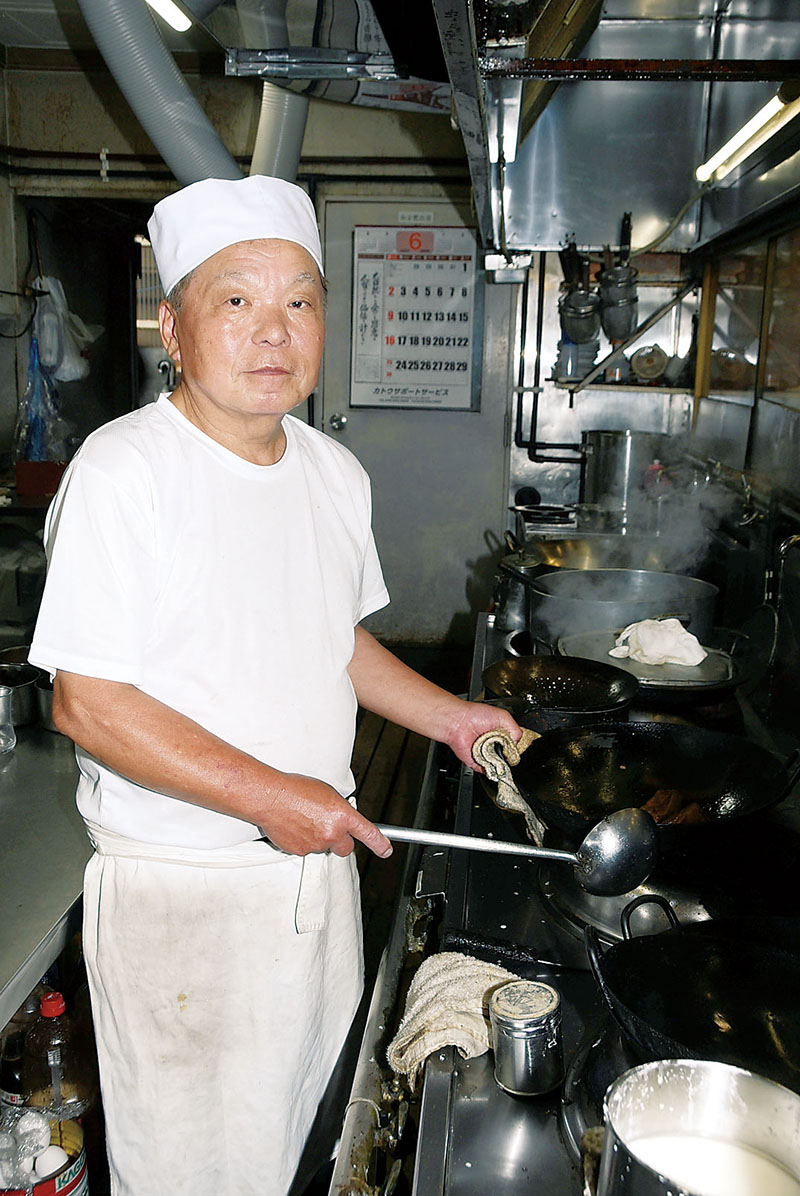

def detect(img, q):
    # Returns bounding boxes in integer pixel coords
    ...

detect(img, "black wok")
[481,654,639,733]
[511,722,800,848]
[585,897,800,1094]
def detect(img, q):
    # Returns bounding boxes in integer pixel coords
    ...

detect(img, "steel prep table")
[0,727,85,1030]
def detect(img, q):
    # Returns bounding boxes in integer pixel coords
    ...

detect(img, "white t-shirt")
[30,396,389,849]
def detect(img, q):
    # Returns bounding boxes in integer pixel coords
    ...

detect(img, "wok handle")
[583,926,617,1017]
[620,894,680,940]
[504,529,522,555]
[781,748,800,799]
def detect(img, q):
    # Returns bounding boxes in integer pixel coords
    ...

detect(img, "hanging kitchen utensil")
[509,722,800,849]
[377,808,658,898]
[585,897,800,1094]
[559,289,601,344]
[617,211,632,267]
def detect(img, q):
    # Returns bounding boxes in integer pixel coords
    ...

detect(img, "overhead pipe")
[235,0,309,181]
[76,0,242,185]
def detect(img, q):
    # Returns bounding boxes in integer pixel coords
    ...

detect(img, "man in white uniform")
[30,175,520,1196]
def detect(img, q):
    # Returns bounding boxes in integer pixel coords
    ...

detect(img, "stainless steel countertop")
[0,727,84,1029]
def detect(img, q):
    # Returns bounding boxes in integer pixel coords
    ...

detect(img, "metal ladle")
[377,808,658,897]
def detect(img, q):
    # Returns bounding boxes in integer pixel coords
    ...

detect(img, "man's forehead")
[210,265,320,285]
[204,238,321,273]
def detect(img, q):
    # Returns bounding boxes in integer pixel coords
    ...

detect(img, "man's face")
[160,238,325,423]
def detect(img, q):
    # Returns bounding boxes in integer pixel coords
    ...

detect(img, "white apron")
[81,823,363,1196]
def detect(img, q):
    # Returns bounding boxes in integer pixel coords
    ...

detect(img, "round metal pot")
[580,429,682,510]
[598,1059,800,1195]
[526,568,717,647]
[530,533,698,574]
[0,662,43,725]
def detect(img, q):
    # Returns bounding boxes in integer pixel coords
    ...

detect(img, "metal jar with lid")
[489,980,563,1096]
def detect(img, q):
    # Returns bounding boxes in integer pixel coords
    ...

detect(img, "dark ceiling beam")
[481,58,800,82]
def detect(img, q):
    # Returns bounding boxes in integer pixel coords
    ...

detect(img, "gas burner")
[559,1018,639,1164]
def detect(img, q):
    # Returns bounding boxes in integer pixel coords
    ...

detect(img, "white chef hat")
[147,175,324,297]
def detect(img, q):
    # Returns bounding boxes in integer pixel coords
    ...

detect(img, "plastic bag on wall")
[34,274,103,382]
[14,335,72,461]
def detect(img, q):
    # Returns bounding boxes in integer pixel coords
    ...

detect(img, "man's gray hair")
[166,270,195,313]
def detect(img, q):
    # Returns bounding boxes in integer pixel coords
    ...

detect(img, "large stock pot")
[526,568,717,647]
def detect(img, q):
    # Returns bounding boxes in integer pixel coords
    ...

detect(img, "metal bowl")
[0,662,43,725]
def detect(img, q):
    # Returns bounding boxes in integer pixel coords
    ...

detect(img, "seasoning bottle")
[0,1031,25,1108]
[21,992,93,1120]
[0,993,40,1108]
[489,979,563,1096]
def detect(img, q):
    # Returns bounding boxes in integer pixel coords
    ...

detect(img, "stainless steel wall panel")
[749,397,800,500]
[690,394,753,471]
[503,19,713,251]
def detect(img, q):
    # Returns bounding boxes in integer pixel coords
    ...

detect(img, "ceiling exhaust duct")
[236,0,309,181]
[76,0,243,185]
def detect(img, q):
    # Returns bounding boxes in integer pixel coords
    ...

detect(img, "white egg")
[19,1154,34,1173]
[13,1109,51,1153]
[34,1144,69,1178]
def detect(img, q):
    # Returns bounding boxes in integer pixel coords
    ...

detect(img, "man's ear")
[158,300,181,363]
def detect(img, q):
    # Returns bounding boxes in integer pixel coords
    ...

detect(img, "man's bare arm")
[347,626,521,768]
[53,671,392,859]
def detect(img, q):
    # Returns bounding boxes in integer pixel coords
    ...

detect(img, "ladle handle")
[376,824,576,865]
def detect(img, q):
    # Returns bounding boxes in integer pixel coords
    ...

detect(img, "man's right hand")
[257,773,393,858]
[53,671,393,860]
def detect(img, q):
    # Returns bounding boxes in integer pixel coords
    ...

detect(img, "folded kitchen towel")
[609,617,708,666]
[472,727,544,844]
[386,952,520,1087]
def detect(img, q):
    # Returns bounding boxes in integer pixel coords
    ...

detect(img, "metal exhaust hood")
[429,0,800,256]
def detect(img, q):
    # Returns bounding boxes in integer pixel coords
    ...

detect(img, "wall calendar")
[350,225,478,409]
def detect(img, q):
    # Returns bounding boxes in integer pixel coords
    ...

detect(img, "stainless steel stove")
[409,614,800,1195]
[329,612,800,1196]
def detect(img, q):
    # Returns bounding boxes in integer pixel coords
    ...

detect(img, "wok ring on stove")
[511,722,799,849]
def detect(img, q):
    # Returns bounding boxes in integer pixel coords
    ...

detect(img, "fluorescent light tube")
[145,0,192,33]
[696,89,800,183]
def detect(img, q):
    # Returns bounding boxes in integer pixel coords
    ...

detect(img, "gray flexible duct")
[76,0,243,185]
[236,0,308,181]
